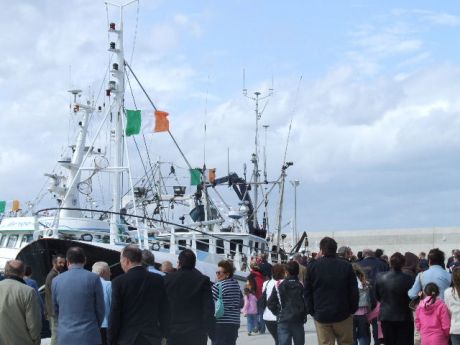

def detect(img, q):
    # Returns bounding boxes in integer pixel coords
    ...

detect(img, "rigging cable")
[282,75,302,164]
[124,61,193,171]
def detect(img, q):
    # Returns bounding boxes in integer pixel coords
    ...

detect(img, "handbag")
[257,287,267,310]
[214,282,225,318]
[409,273,423,311]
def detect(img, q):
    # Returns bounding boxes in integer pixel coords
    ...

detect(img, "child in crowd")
[352,264,371,345]
[242,287,258,336]
[416,283,451,345]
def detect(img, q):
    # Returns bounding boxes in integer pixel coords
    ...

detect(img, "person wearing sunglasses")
[211,260,243,345]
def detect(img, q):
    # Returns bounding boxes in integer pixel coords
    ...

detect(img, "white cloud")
[2,1,460,231]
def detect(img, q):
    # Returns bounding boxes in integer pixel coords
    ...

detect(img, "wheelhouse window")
[0,235,7,247]
[21,234,33,246]
[216,240,224,254]
[230,239,244,254]
[196,239,209,252]
[6,235,19,248]
[178,239,188,250]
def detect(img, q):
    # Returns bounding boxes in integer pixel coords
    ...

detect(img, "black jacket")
[375,270,414,322]
[357,257,388,285]
[108,266,169,345]
[164,268,214,336]
[267,276,307,323]
[304,255,359,323]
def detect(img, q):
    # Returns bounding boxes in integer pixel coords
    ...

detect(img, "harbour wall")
[292,227,460,256]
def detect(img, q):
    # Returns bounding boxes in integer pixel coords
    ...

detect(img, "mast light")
[109,23,116,31]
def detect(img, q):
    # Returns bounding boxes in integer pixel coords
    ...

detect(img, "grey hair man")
[0,260,42,345]
[337,246,353,261]
[142,249,165,276]
[92,261,112,345]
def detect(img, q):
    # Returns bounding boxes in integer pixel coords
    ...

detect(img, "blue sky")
[1,1,460,233]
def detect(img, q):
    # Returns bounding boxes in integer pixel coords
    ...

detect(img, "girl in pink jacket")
[242,287,258,335]
[416,283,451,345]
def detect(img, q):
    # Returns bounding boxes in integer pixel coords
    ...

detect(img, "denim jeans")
[247,314,258,333]
[277,322,305,345]
[353,315,370,345]
[452,334,460,345]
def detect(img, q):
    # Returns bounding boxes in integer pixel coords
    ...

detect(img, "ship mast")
[243,71,273,231]
[107,0,138,245]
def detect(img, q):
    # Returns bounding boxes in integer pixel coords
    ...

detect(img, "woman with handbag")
[445,268,460,345]
[262,264,285,345]
[211,260,242,345]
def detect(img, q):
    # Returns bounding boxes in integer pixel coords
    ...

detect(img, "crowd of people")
[1,239,460,345]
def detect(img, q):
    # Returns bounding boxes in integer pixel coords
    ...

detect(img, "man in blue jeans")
[267,261,307,345]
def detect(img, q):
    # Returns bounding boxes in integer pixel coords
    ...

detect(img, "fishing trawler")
[2,2,294,286]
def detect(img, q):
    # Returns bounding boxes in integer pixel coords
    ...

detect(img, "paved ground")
[41,317,320,345]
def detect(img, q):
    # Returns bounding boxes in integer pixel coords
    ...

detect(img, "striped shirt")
[212,278,242,325]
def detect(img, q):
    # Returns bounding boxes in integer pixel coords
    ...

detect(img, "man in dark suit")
[52,247,105,345]
[109,245,169,345]
[164,249,214,345]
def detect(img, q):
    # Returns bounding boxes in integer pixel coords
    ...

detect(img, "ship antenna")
[242,70,274,230]
[203,75,210,166]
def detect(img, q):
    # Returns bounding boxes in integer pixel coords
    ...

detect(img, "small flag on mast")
[208,169,216,183]
[12,200,20,212]
[190,168,201,186]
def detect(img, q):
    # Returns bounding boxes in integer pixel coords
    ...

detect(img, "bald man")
[0,260,41,345]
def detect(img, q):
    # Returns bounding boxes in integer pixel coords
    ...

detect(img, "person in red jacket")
[249,260,267,334]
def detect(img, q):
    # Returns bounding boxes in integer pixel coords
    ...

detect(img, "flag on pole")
[190,168,201,186]
[0,200,5,213]
[125,109,142,136]
[12,200,20,212]
[154,110,169,132]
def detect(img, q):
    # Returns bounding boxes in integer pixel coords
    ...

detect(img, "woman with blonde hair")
[445,268,460,345]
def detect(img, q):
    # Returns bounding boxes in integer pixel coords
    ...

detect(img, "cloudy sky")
[1,0,460,233]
